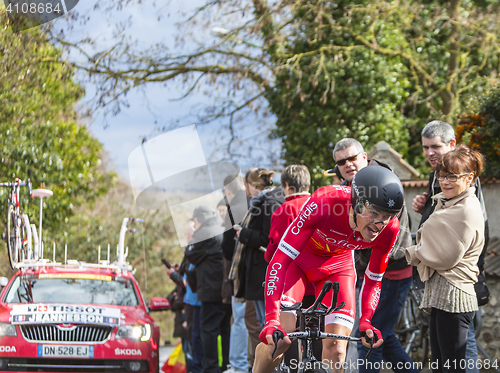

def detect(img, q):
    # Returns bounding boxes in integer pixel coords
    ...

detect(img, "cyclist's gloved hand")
[259,319,286,344]
[359,319,382,346]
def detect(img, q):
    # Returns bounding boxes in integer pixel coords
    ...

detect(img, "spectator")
[239,168,263,369]
[166,222,200,373]
[406,145,485,373]
[221,173,250,373]
[412,120,489,373]
[332,138,418,373]
[266,165,311,262]
[218,198,228,222]
[266,165,320,371]
[166,263,192,373]
[230,168,285,326]
[185,205,231,373]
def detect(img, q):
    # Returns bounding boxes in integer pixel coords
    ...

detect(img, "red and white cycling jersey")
[263,184,399,335]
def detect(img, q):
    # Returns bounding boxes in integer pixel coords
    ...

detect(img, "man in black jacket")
[185,205,231,373]
[221,173,250,373]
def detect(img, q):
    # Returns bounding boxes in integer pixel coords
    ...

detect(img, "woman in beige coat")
[406,145,484,373]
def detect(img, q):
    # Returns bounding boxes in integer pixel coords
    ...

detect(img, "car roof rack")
[16,217,143,275]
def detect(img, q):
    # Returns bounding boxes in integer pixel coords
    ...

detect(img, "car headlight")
[0,322,17,337]
[116,324,151,342]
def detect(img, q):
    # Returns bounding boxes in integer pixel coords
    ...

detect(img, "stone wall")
[482,183,500,238]
[477,282,500,362]
[478,236,500,363]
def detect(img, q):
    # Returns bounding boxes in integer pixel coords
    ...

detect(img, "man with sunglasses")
[332,139,367,181]
[412,120,489,373]
[333,138,418,373]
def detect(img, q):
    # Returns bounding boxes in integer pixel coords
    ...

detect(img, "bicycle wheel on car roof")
[6,204,19,269]
[19,213,31,262]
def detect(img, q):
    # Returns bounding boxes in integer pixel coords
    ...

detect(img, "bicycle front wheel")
[6,204,18,269]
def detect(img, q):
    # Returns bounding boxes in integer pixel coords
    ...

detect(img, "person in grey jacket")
[185,205,231,373]
[406,145,485,373]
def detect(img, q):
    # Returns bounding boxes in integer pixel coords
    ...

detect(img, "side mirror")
[149,297,171,312]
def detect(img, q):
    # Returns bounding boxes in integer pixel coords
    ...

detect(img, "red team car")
[0,186,170,373]
[0,261,170,372]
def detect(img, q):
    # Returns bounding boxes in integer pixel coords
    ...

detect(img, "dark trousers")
[185,303,194,341]
[356,277,418,373]
[429,308,474,373]
[201,301,232,373]
[245,300,261,368]
[182,337,193,373]
[190,305,204,373]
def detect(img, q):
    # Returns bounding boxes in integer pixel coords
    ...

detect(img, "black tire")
[19,214,30,261]
[6,204,18,269]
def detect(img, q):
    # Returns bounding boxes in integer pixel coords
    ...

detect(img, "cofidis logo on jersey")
[290,201,318,235]
[266,262,282,296]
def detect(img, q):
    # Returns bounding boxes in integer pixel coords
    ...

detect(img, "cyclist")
[254,166,404,373]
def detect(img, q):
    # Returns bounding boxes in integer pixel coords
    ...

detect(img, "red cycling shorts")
[280,249,356,330]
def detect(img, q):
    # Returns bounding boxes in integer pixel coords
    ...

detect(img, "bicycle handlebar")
[0,179,31,188]
[287,330,361,342]
[271,330,373,360]
[0,179,33,200]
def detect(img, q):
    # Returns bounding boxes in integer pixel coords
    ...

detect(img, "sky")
[60,0,282,186]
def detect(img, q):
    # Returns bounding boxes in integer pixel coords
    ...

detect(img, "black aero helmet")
[351,166,404,214]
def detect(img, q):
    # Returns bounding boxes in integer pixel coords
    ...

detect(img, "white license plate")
[37,345,94,358]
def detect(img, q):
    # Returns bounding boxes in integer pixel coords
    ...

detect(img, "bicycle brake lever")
[365,339,374,359]
[360,331,377,360]
[271,330,284,359]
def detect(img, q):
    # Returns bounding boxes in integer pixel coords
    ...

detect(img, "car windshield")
[3,274,139,306]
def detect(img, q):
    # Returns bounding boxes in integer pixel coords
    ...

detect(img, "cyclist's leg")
[317,253,357,373]
[253,261,306,373]
[323,323,351,373]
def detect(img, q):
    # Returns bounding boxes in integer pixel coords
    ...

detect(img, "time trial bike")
[272,281,373,373]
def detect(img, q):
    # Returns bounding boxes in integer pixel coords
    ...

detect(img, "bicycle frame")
[273,282,370,373]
